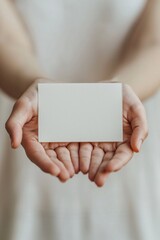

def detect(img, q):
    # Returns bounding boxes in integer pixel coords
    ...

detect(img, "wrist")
[14,75,52,100]
[18,77,54,116]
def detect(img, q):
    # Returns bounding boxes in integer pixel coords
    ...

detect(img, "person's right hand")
[5,79,79,182]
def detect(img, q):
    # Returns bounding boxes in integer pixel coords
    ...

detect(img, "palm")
[6,81,147,186]
[80,84,148,187]
[98,115,132,152]
[22,116,79,181]
[87,113,133,185]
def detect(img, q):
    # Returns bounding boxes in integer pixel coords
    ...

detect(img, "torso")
[14,0,147,82]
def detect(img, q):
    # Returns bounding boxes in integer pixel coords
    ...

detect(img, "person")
[0,0,160,239]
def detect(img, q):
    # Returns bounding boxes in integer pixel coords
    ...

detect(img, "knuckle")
[92,142,99,147]
[13,99,23,110]
[41,163,52,174]
[14,97,31,111]
[58,161,64,169]
[106,162,121,172]
[5,120,11,131]
[144,128,149,139]
[108,165,119,172]
[93,148,103,157]
[92,152,100,159]
[67,144,76,151]
[57,148,67,156]
[81,144,92,152]
[131,102,143,113]
[5,119,15,135]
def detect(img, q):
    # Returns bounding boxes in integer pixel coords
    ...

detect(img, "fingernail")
[137,139,143,151]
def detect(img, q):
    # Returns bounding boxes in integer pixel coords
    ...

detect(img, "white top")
[15,0,146,82]
[2,1,160,240]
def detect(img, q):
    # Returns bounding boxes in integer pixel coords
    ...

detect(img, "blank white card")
[38,83,122,142]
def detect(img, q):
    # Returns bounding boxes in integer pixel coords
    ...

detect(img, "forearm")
[0,0,44,99]
[107,0,160,101]
[0,42,44,99]
[112,44,160,101]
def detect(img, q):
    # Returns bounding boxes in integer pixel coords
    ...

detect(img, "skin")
[1,0,160,186]
[5,80,148,186]
[80,84,148,187]
[5,80,79,182]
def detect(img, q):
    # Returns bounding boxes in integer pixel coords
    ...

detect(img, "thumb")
[5,98,32,148]
[130,104,148,152]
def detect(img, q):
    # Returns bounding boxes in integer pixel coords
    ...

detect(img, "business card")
[38,83,122,142]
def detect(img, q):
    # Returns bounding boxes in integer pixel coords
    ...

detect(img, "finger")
[22,138,60,176]
[67,143,80,174]
[49,142,68,149]
[130,104,148,152]
[5,99,31,148]
[46,150,70,182]
[106,143,133,172]
[79,143,93,174]
[94,151,114,187]
[55,147,75,177]
[95,143,133,187]
[88,146,104,181]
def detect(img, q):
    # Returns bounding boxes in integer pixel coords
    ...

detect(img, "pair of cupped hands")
[5,79,148,187]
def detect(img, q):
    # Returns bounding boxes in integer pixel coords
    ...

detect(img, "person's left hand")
[79,83,148,187]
